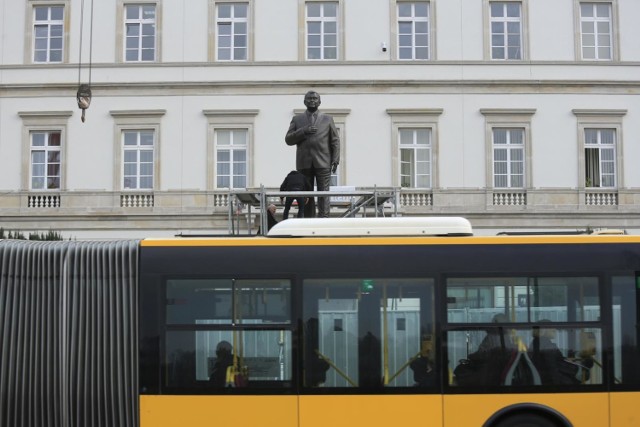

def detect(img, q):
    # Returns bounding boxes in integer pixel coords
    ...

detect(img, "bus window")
[448,325,602,387]
[303,278,435,389]
[612,276,640,386]
[447,275,603,388]
[447,276,600,323]
[164,278,292,390]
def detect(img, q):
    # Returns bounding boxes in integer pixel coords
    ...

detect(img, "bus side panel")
[610,392,640,426]
[140,395,298,427]
[443,393,609,427]
[299,395,443,427]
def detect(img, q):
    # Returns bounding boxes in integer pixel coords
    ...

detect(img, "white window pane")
[324,3,337,17]
[416,129,430,144]
[416,153,430,166]
[581,4,593,17]
[596,4,610,18]
[582,34,595,46]
[232,176,246,188]
[415,3,429,17]
[324,47,337,59]
[307,3,321,17]
[506,3,520,17]
[509,148,522,162]
[511,176,523,188]
[493,129,507,144]
[416,175,430,188]
[399,130,413,144]
[510,129,524,144]
[32,177,45,189]
[140,164,153,176]
[124,164,137,176]
[143,5,156,19]
[217,150,230,162]
[218,4,231,18]
[597,47,611,59]
[235,5,248,18]
[495,176,507,187]
[601,130,615,144]
[490,3,504,17]
[581,22,594,33]
[325,21,337,33]
[234,150,247,162]
[582,47,595,59]
[32,163,45,176]
[217,162,230,175]
[140,177,153,189]
[217,131,231,145]
[126,6,139,20]
[398,4,412,17]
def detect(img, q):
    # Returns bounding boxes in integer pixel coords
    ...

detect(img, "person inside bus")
[410,339,435,387]
[528,320,579,385]
[461,313,515,385]
[209,340,234,387]
[477,313,513,353]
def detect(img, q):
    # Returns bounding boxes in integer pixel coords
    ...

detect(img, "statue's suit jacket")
[285,111,340,170]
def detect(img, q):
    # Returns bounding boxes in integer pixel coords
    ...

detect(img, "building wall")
[0,0,639,238]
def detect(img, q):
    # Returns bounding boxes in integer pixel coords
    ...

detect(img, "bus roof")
[267,217,473,237]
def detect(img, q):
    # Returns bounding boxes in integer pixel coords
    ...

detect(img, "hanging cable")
[76,0,94,122]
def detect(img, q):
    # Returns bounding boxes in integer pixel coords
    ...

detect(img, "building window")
[32,5,65,63]
[584,129,616,188]
[216,2,248,61]
[110,109,165,191]
[573,109,625,192]
[481,109,535,192]
[387,109,442,189]
[305,2,338,60]
[579,2,613,60]
[399,129,431,188]
[124,3,156,62]
[122,130,154,189]
[493,128,524,188]
[30,131,61,190]
[397,2,430,60]
[489,1,523,60]
[204,109,258,190]
[215,129,247,189]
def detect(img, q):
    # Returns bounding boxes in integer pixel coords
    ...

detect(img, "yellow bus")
[1,217,639,427]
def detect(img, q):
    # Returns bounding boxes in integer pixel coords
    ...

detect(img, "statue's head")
[304,91,321,110]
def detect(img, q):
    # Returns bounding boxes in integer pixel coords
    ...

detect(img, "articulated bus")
[1,217,640,427]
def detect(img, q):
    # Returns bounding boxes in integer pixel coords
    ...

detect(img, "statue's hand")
[304,126,317,135]
[331,163,338,174]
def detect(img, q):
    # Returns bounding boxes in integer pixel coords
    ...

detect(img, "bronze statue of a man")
[285,91,340,218]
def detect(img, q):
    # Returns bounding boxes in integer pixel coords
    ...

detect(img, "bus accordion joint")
[267,217,473,237]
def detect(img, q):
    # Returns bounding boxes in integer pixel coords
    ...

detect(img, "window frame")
[572,109,626,190]
[116,0,162,63]
[387,109,442,190]
[122,130,156,190]
[18,111,72,192]
[398,128,433,189]
[209,0,253,62]
[574,0,619,61]
[480,109,535,191]
[204,110,258,190]
[298,0,344,61]
[25,1,70,64]
[492,128,525,189]
[110,109,165,191]
[392,1,434,61]
[483,0,528,61]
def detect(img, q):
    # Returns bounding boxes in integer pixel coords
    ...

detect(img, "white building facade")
[0,0,639,237]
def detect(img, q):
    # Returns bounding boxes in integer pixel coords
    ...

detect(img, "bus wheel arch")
[483,403,572,427]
